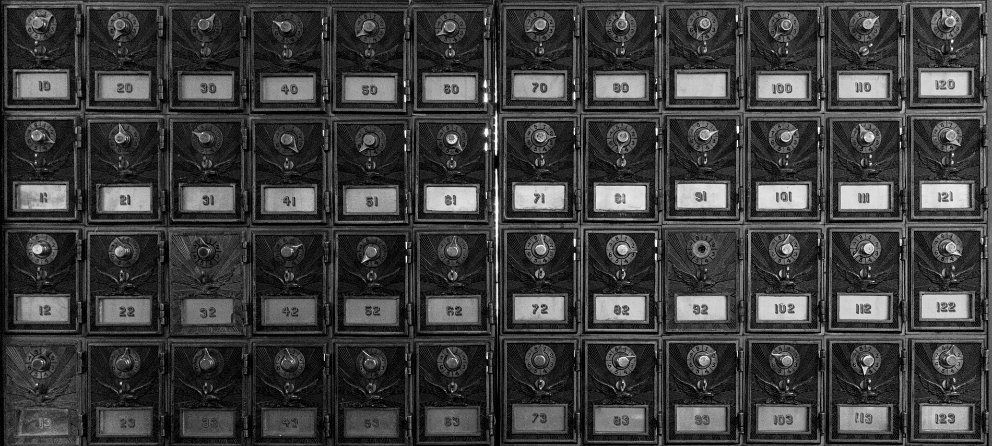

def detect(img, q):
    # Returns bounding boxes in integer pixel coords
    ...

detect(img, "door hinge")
[405,241,413,264]
[75,238,83,262]
[160,414,168,438]
[737,348,744,372]
[322,239,330,263]
[323,414,332,438]
[242,415,250,438]
[158,302,167,328]
[75,12,82,36]
[240,15,248,39]
[158,125,166,150]
[157,15,164,38]
[323,190,331,216]
[158,349,167,374]
[241,239,249,263]
[242,352,250,375]
[76,188,84,212]
[321,16,330,40]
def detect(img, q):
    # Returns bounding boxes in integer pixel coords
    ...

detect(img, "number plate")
[342,408,400,438]
[918,68,974,98]
[919,181,973,210]
[342,185,400,215]
[919,292,973,321]
[512,182,567,211]
[16,408,71,437]
[425,295,481,326]
[675,181,730,210]
[674,70,730,99]
[593,183,648,212]
[95,296,153,326]
[755,405,810,433]
[674,295,729,322]
[423,185,479,213]
[593,71,649,100]
[510,404,568,434]
[259,74,317,103]
[423,407,481,436]
[755,294,811,323]
[755,182,811,211]
[182,298,235,326]
[342,73,399,103]
[919,405,973,433]
[838,183,892,211]
[421,73,478,103]
[97,184,153,213]
[13,69,71,100]
[13,182,69,211]
[511,294,567,323]
[836,294,892,322]
[177,72,235,101]
[261,185,317,214]
[837,405,892,434]
[179,184,237,213]
[342,296,400,326]
[592,405,648,434]
[592,294,648,323]
[674,405,729,433]
[755,72,811,101]
[259,297,317,326]
[260,408,316,438]
[510,71,567,100]
[96,407,154,437]
[180,408,237,438]
[94,71,152,101]
[14,294,71,324]
[837,71,892,101]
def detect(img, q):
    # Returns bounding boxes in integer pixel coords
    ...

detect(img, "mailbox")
[663,228,741,333]
[168,5,244,110]
[169,117,246,222]
[501,229,577,334]
[334,341,410,445]
[250,6,327,111]
[414,117,492,223]
[252,342,326,444]
[827,117,904,221]
[908,227,986,332]
[331,4,408,112]
[251,118,328,223]
[664,340,740,444]
[415,341,492,445]
[501,117,577,222]
[4,229,80,333]
[86,231,164,335]
[746,339,821,443]
[583,4,658,110]
[664,4,741,108]
[909,338,987,443]
[582,339,658,444]
[500,4,578,110]
[87,118,164,223]
[584,117,659,222]
[908,4,985,107]
[826,6,902,110]
[746,117,821,221]
[4,116,81,222]
[332,119,410,225]
[501,340,577,444]
[333,230,410,336]
[412,3,491,112]
[251,231,327,335]
[168,230,246,336]
[909,115,986,220]
[3,338,81,445]
[4,5,81,109]
[86,6,162,110]
[415,230,493,335]
[584,229,659,333]
[169,342,246,445]
[747,229,822,332]
[826,339,902,443]
[665,116,740,221]
[87,342,163,445]
[745,6,821,110]
[827,229,903,332]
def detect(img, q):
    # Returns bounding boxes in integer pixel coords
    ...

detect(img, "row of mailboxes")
[3,228,494,336]
[2,338,493,445]
[3,116,493,224]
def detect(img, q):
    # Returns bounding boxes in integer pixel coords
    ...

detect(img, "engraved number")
[364,306,381,317]
[119,194,132,206]
[282,196,296,207]
[119,417,136,429]
[854,82,872,93]
[200,83,217,94]
[38,80,52,91]
[613,305,630,316]
[694,415,711,426]
[444,416,461,427]
[118,306,136,318]
[39,192,49,203]
[533,193,545,204]
[770,83,793,95]
[38,305,52,316]
[614,193,626,204]
[281,84,299,95]
[773,303,796,315]
[855,303,872,314]
[200,416,219,430]
[935,413,956,424]
[612,82,630,93]
[531,304,549,315]
[613,415,630,426]
[281,307,299,318]
[446,306,463,317]
[361,85,378,96]
[935,79,957,91]
[692,304,709,315]
[444,195,457,206]
[202,195,216,206]
[531,82,549,93]
[364,418,380,429]
[695,191,708,202]
[282,417,299,428]
[199,307,217,318]
[443,84,460,95]
[854,412,873,424]
[775,191,793,203]
[772,414,794,425]
[936,302,957,313]
[532,413,548,424]
[858,193,871,204]
[937,191,954,203]
[116,83,134,94]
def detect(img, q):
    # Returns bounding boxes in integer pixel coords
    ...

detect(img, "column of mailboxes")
[1,1,496,445]
[499,1,989,445]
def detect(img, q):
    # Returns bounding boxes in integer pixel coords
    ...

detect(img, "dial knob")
[614,14,630,32]
[778,18,794,32]
[361,133,378,148]
[31,356,50,372]
[614,242,631,257]
[942,14,958,30]
[31,241,52,257]
[857,241,876,256]
[280,133,296,147]
[361,19,378,34]
[113,18,131,34]
[444,132,459,147]
[532,242,548,257]
[363,245,380,261]
[775,353,795,368]
[115,355,134,371]
[193,131,213,145]
[695,354,712,368]
[441,19,458,35]
[30,15,50,31]
[615,130,631,144]
[860,17,876,31]
[29,129,48,142]
[614,355,631,369]
[861,129,876,144]
[198,355,216,372]
[696,16,712,31]
[113,245,133,260]
[533,129,549,144]
[940,128,959,144]
[275,20,294,34]
[697,128,715,141]
[778,129,796,144]
[532,17,549,32]
[938,239,960,256]
[445,242,461,259]
[113,129,130,146]
[858,352,875,368]
[279,355,299,372]
[196,245,216,261]
[362,356,379,371]
[279,245,297,259]
[444,354,461,371]
[197,15,214,31]
[778,242,795,257]
[532,354,548,368]
[939,351,959,368]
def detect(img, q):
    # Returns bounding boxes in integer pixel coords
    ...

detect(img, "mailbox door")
[87,118,164,223]
[501,117,577,222]
[331,5,407,112]
[908,227,986,332]
[86,231,164,335]
[502,340,577,444]
[4,229,81,333]
[664,340,740,444]
[332,118,410,225]
[414,117,491,223]
[746,117,822,221]
[908,115,986,220]
[827,229,903,332]
[412,3,491,112]
[169,342,246,445]
[584,229,659,333]
[908,3,985,108]
[416,230,493,335]
[3,338,81,445]
[501,4,577,110]
[746,339,821,443]
[334,341,409,446]
[826,339,902,443]
[745,6,821,110]
[251,118,328,223]
[87,342,163,445]
[168,5,244,111]
[663,228,741,333]
[168,230,246,336]
[4,116,81,222]
[826,5,902,110]
[252,342,326,445]
[665,116,741,221]
[251,231,327,335]
[827,117,904,221]
[415,341,492,445]
[584,117,659,222]
[747,229,822,332]
[85,6,162,110]
[250,6,326,112]
[501,228,577,334]
[583,4,659,110]
[909,338,987,443]
[169,117,246,223]
[4,4,81,109]
[333,230,410,336]
[664,4,741,109]
[582,339,658,444]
